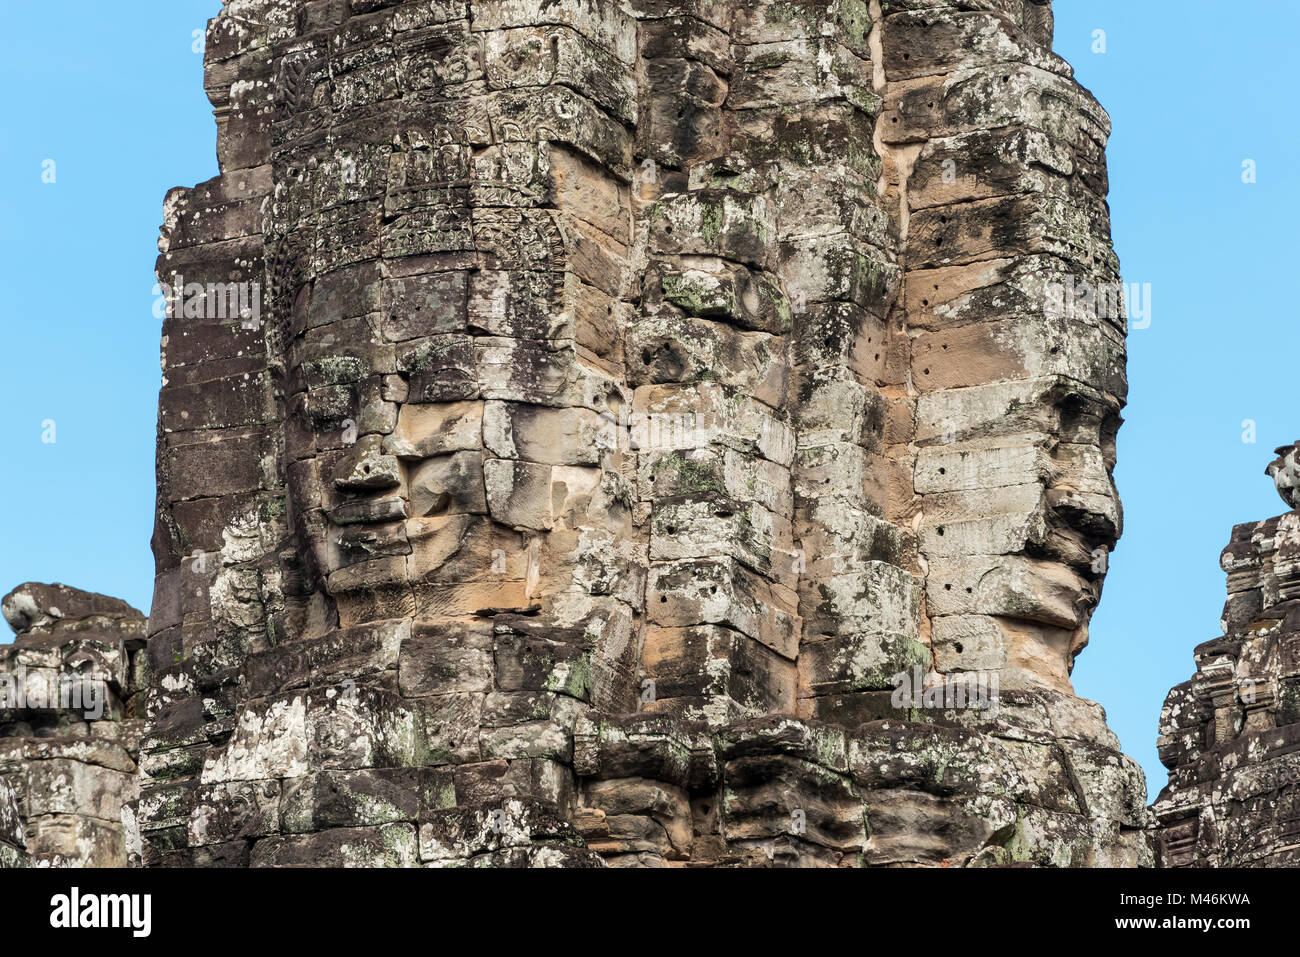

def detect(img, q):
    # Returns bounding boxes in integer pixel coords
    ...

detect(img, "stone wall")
[5,0,1150,868]
[0,584,147,866]
[0,780,26,868]
[1154,511,1300,867]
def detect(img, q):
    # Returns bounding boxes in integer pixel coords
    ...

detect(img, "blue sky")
[1052,1,1300,800]
[0,1,1293,801]
[0,0,220,616]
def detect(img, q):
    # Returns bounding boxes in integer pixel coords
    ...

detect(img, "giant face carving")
[269,115,638,666]
[262,2,1126,701]
[916,373,1123,695]
[1009,382,1124,691]
[136,0,1153,869]
[280,222,571,629]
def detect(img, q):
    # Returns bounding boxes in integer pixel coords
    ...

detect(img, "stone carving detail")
[0,780,24,868]
[0,584,147,867]
[1154,491,1300,867]
[3,0,1151,867]
[1267,442,1300,510]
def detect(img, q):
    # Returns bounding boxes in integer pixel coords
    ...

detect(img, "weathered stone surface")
[1267,441,1300,510]
[1154,501,1300,866]
[5,0,1153,868]
[0,583,146,866]
[0,778,25,868]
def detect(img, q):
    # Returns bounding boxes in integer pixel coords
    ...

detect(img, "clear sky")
[1052,1,1300,800]
[0,0,222,614]
[0,1,1294,802]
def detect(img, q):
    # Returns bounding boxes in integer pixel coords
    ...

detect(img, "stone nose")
[1047,444,1122,545]
[332,435,402,492]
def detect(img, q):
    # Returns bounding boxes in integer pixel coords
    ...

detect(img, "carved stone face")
[920,377,1123,694]
[134,0,1155,869]
[266,97,535,625]
[283,263,515,628]
[274,157,635,635]
[1018,385,1124,690]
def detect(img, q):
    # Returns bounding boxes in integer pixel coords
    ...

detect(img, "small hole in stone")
[923,368,930,375]
[965,587,973,594]
[944,583,952,591]
[954,642,964,654]
[938,467,946,475]
[660,595,668,603]
[937,526,945,536]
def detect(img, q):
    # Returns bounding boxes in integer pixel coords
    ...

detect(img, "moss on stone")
[655,453,727,496]
[699,199,726,247]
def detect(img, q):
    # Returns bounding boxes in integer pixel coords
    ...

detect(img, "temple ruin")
[0,0,1159,867]
[1153,442,1300,867]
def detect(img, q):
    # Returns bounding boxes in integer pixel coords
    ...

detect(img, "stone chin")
[964,557,1101,695]
[928,437,1118,696]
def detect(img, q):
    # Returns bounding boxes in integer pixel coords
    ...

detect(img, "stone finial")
[1266,442,1300,509]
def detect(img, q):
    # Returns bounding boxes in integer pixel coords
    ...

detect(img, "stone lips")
[4,0,1150,867]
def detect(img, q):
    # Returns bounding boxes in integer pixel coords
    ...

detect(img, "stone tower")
[0,584,147,866]
[1154,485,1300,866]
[8,0,1152,868]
